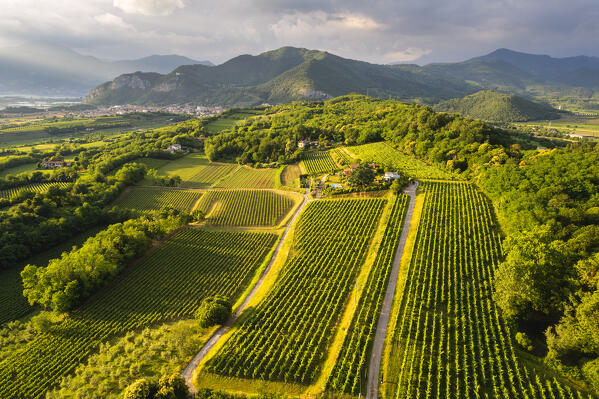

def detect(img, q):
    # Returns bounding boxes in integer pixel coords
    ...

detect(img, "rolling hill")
[85,46,599,108]
[434,90,561,122]
[0,41,212,96]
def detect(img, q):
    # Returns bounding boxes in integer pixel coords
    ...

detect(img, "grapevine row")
[300,151,338,174]
[0,182,71,200]
[114,187,202,211]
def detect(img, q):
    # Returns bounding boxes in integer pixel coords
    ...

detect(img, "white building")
[383,171,401,181]
[166,143,182,153]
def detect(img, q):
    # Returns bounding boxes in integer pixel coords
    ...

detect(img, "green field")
[0,227,105,325]
[215,166,277,189]
[204,198,385,384]
[382,182,578,398]
[0,163,43,177]
[344,142,457,179]
[204,110,264,134]
[281,164,301,187]
[196,190,295,226]
[143,153,238,188]
[114,187,202,212]
[520,115,599,137]
[0,228,277,398]
[300,151,338,174]
[0,182,71,200]
[327,194,409,394]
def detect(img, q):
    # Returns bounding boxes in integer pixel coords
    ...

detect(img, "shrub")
[122,378,156,399]
[515,332,534,352]
[194,296,232,328]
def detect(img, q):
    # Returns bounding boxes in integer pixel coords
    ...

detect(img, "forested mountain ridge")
[85,46,599,108]
[435,90,561,122]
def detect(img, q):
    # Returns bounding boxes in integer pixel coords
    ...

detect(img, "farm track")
[181,187,311,392]
[366,182,418,399]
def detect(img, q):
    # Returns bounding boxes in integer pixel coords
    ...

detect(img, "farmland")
[203,198,385,384]
[114,187,202,212]
[281,164,301,187]
[345,142,457,179]
[327,194,409,394]
[300,151,338,174]
[204,109,264,134]
[382,182,579,398]
[215,166,277,189]
[196,190,296,226]
[0,181,71,200]
[0,228,277,398]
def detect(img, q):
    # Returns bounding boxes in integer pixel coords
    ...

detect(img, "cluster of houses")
[297,140,320,149]
[166,143,182,153]
[40,160,73,169]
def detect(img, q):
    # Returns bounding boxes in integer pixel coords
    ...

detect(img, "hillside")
[85,47,599,108]
[0,41,211,96]
[434,90,561,122]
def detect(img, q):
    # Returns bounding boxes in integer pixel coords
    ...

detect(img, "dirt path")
[366,181,419,399]
[181,187,311,392]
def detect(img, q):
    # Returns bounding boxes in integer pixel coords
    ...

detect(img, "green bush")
[515,331,534,352]
[194,296,232,328]
[582,358,599,392]
[123,378,156,399]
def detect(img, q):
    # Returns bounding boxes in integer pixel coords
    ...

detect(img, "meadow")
[281,164,301,187]
[0,228,277,398]
[204,109,264,134]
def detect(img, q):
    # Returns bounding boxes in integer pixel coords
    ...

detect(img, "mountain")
[434,90,560,122]
[85,47,599,108]
[0,41,212,96]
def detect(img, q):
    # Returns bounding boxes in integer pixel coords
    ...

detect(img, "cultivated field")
[204,198,385,384]
[215,166,277,189]
[0,182,71,200]
[204,109,264,134]
[300,151,338,174]
[114,187,202,212]
[327,194,409,394]
[344,142,457,179]
[382,182,579,398]
[281,164,301,187]
[0,228,276,398]
[196,190,295,226]
[144,153,237,188]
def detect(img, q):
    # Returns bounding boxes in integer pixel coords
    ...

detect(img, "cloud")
[113,0,184,16]
[384,48,432,63]
[94,13,134,30]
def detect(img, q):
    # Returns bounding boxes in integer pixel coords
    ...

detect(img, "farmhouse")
[298,140,309,148]
[166,143,182,153]
[41,160,72,169]
[383,171,401,181]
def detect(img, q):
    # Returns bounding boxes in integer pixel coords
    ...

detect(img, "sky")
[0,0,598,65]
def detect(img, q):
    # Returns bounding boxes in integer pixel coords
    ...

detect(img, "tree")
[390,175,410,194]
[123,378,156,399]
[195,296,232,328]
[348,164,375,187]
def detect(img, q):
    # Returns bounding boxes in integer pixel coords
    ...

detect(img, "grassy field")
[215,166,277,189]
[196,190,296,226]
[113,187,203,212]
[300,151,338,174]
[142,153,238,188]
[0,228,277,398]
[281,164,301,187]
[0,226,104,325]
[381,182,581,398]
[203,198,385,385]
[344,142,457,180]
[519,114,599,137]
[0,163,45,177]
[0,182,71,200]
[204,109,264,134]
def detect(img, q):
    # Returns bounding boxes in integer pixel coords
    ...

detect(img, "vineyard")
[114,187,202,212]
[0,227,105,325]
[146,153,237,188]
[0,182,71,200]
[215,166,276,189]
[383,182,587,399]
[345,142,456,180]
[204,198,385,384]
[330,148,353,166]
[300,151,338,174]
[327,194,409,394]
[0,228,277,398]
[196,190,295,226]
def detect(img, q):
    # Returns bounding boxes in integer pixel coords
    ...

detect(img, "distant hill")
[0,41,212,96]
[85,46,599,108]
[434,90,561,122]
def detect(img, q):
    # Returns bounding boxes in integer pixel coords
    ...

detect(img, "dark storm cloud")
[0,0,597,64]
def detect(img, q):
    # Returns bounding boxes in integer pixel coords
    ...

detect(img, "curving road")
[181,187,310,392]
[366,181,419,399]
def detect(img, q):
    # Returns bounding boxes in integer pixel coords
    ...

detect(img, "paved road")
[181,187,310,392]
[366,181,419,399]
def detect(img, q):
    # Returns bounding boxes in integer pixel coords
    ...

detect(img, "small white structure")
[298,140,309,149]
[166,143,182,153]
[383,171,401,181]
